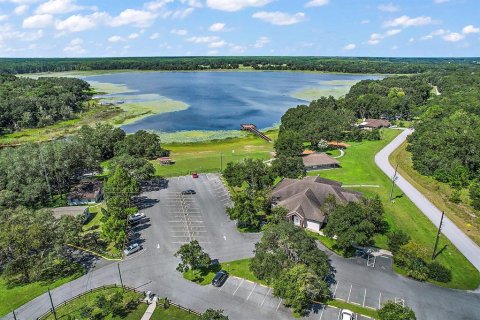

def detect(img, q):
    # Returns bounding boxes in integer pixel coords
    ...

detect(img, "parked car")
[212,270,228,287]
[181,189,196,195]
[191,172,199,178]
[340,309,356,320]
[128,212,145,223]
[123,243,142,256]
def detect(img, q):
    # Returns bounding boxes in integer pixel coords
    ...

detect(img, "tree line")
[0,74,91,132]
[1,56,478,75]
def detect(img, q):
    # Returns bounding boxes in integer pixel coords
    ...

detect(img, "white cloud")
[230,44,246,53]
[0,15,9,22]
[409,37,415,42]
[109,9,157,28]
[108,35,125,43]
[391,45,398,50]
[150,32,160,39]
[305,0,329,7]
[252,11,306,26]
[64,44,85,54]
[180,0,202,7]
[35,0,83,15]
[207,50,218,55]
[343,43,356,50]
[206,0,272,12]
[14,4,29,14]
[209,22,225,32]
[22,14,53,28]
[462,25,479,34]
[69,37,81,45]
[145,0,173,11]
[209,40,226,48]
[55,12,107,32]
[186,36,220,44]
[171,7,194,19]
[254,36,269,48]
[434,0,450,3]
[128,33,139,39]
[361,19,369,24]
[443,32,465,42]
[384,15,435,28]
[420,29,446,40]
[378,3,400,12]
[171,29,187,36]
[367,29,401,45]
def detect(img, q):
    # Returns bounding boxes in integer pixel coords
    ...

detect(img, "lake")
[84,71,380,133]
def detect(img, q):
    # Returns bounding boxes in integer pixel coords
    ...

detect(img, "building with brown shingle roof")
[271,176,362,232]
[302,153,340,170]
[359,119,391,130]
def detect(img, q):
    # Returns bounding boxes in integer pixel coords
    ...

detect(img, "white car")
[123,243,142,256]
[341,309,356,320]
[128,212,145,223]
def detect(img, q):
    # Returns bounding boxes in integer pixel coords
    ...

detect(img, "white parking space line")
[233,279,244,296]
[363,288,367,307]
[347,284,352,302]
[219,277,230,291]
[260,288,271,306]
[333,282,339,297]
[318,305,325,320]
[378,292,382,309]
[246,283,257,301]
[276,299,282,311]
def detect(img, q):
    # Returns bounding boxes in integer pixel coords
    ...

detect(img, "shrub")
[395,241,429,281]
[470,180,480,210]
[449,189,461,204]
[387,230,410,254]
[378,301,416,320]
[427,261,452,283]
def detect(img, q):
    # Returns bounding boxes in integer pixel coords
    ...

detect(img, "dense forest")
[0,56,479,74]
[0,75,91,132]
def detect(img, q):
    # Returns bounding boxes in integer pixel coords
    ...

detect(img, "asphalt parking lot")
[141,173,260,261]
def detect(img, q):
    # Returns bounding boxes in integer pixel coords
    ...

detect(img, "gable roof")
[302,153,340,167]
[361,119,391,128]
[272,176,362,224]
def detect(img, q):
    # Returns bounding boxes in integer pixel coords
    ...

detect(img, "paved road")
[375,129,480,272]
[3,174,480,320]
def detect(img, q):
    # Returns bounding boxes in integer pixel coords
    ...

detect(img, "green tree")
[227,188,268,229]
[199,309,229,320]
[271,156,305,179]
[317,139,329,151]
[378,301,416,320]
[115,130,168,159]
[324,197,386,251]
[273,264,329,314]
[110,154,155,181]
[223,158,274,190]
[174,240,212,272]
[274,130,303,157]
[469,180,480,210]
[76,124,126,161]
[387,230,411,254]
[394,241,429,281]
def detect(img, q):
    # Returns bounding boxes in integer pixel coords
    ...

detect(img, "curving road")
[375,128,480,272]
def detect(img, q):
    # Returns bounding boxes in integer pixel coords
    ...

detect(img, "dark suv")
[181,189,196,195]
[212,270,228,287]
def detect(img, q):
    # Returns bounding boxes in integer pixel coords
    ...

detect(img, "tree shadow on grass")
[188,264,222,284]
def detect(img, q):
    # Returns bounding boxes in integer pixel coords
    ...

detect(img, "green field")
[42,286,144,320]
[150,303,199,320]
[153,130,277,177]
[308,129,480,289]
[0,273,83,317]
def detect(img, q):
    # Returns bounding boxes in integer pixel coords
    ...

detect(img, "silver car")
[123,243,142,256]
[341,309,356,320]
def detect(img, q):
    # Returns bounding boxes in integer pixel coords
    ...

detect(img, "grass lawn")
[150,303,199,320]
[42,287,145,320]
[153,130,277,177]
[0,273,83,317]
[390,141,480,246]
[307,129,480,290]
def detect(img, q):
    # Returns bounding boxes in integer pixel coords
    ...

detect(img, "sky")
[0,0,478,58]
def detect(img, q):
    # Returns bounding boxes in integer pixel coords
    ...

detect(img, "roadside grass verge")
[390,141,480,246]
[151,303,199,320]
[42,287,145,320]
[153,130,277,177]
[0,273,83,317]
[327,300,378,319]
[307,129,480,290]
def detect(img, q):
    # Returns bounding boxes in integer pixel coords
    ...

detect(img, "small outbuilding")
[159,157,173,165]
[359,119,391,130]
[302,153,340,170]
[68,180,103,206]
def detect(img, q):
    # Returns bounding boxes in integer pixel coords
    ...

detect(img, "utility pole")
[432,211,445,260]
[12,310,17,320]
[47,288,57,320]
[117,263,125,292]
[389,164,399,202]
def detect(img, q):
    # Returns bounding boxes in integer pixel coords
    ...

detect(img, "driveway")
[3,174,480,320]
[375,129,480,272]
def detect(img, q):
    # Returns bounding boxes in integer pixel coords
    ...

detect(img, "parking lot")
[214,276,374,320]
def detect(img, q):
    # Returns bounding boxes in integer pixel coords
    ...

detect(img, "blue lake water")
[85,71,380,133]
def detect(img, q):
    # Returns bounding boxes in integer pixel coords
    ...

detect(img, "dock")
[240,124,272,143]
